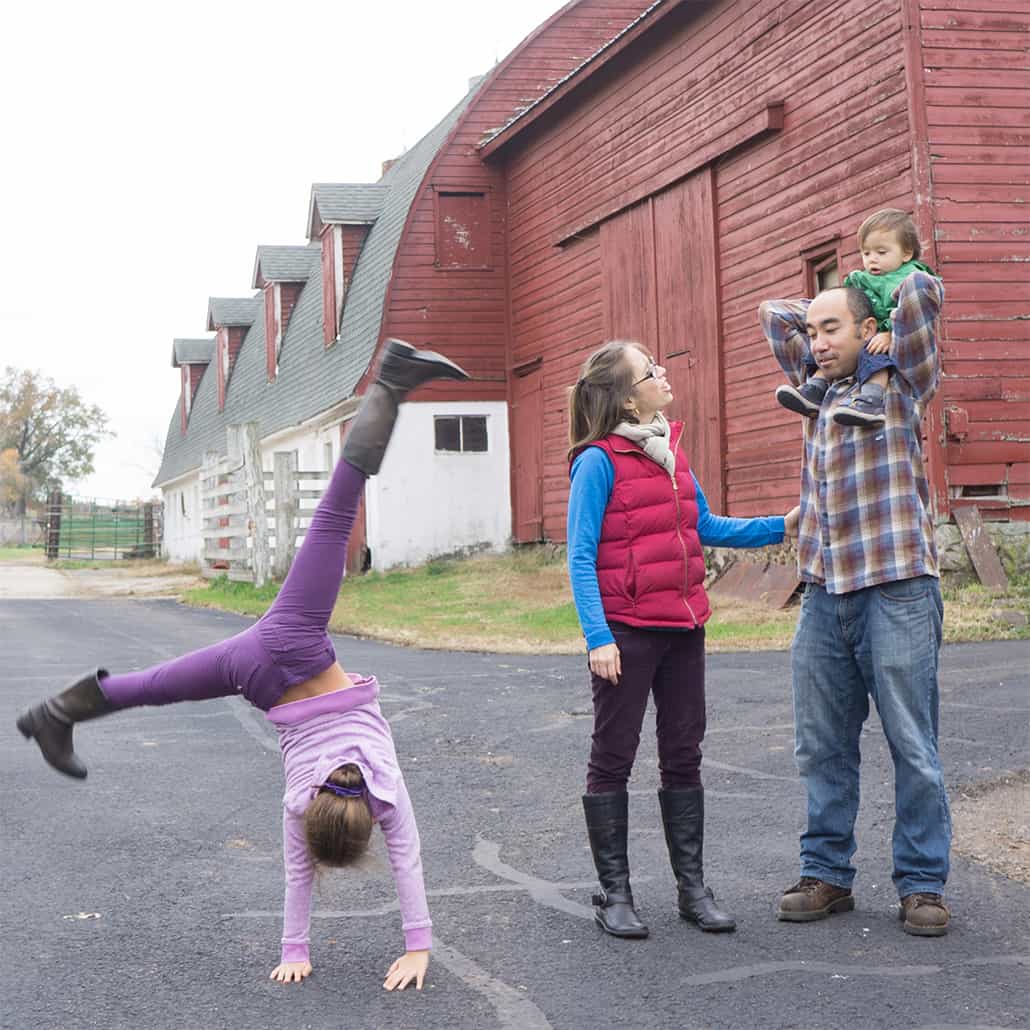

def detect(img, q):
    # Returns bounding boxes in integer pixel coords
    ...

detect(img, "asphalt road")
[2,599,1028,1030]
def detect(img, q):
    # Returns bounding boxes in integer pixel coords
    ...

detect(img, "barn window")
[434,189,490,269]
[434,415,488,453]
[802,238,843,297]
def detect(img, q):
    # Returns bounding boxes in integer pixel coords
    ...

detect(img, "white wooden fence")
[200,422,328,586]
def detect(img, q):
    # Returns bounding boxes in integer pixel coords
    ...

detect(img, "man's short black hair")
[818,286,876,328]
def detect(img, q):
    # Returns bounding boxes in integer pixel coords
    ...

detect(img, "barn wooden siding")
[920,0,1030,521]
[364,0,646,420]
[499,0,922,540]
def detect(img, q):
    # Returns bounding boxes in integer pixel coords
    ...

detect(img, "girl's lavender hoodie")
[266,675,432,964]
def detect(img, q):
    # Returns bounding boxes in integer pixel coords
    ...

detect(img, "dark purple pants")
[100,459,366,712]
[587,623,707,794]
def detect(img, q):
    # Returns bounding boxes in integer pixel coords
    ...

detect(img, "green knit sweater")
[843,260,937,332]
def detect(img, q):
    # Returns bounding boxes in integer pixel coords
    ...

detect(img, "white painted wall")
[159,400,511,573]
[366,401,511,571]
[160,472,203,562]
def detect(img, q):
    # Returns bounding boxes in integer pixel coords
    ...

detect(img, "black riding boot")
[658,786,736,932]
[342,338,469,476]
[16,669,114,779]
[582,792,649,939]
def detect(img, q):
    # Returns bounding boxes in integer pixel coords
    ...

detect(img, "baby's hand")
[270,960,312,984]
[866,331,891,355]
[383,949,429,991]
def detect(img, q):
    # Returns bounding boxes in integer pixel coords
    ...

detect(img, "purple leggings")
[100,459,366,712]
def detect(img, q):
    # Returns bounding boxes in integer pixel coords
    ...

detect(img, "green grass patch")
[178,547,1030,653]
[0,546,43,562]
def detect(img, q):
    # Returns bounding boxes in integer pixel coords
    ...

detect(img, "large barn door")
[601,201,658,353]
[512,367,543,542]
[598,168,724,510]
[653,167,724,511]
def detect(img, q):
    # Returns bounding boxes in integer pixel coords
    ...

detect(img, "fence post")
[272,451,298,579]
[45,490,62,559]
[239,422,269,587]
[143,503,156,558]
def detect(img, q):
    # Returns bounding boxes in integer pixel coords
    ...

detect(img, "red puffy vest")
[586,421,711,630]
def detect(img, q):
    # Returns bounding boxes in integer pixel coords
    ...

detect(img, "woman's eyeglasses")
[632,362,660,387]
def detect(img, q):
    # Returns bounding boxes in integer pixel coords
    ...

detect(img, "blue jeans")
[790,576,950,898]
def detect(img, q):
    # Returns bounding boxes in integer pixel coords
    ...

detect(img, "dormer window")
[171,337,214,434]
[207,297,259,411]
[307,183,388,347]
[253,245,316,379]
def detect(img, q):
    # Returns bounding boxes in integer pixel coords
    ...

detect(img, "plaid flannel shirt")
[761,270,943,594]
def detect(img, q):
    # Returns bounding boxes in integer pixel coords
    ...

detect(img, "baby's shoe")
[833,391,886,428]
[775,379,828,418]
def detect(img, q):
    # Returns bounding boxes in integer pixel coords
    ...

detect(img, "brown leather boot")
[899,893,949,937]
[16,669,114,779]
[777,877,855,922]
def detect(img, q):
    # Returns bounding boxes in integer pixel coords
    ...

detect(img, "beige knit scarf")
[611,412,676,477]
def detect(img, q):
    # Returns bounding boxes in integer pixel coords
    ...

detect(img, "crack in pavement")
[675,953,1028,986]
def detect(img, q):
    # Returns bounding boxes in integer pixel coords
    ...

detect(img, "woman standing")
[567,341,798,939]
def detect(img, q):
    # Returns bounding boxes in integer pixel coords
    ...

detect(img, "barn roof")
[171,338,215,367]
[206,296,261,330]
[479,0,671,157]
[307,183,391,238]
[153,83,482,489]
[251,244,320,288]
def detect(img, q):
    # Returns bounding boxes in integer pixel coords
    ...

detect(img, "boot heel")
[16,709,35,739]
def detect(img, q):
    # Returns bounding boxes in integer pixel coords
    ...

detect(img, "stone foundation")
[704,521,1030,586]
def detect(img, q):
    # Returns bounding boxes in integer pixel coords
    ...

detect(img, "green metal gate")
[44,492,162,561]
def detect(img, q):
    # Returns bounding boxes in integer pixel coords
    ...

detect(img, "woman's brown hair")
[567,340,649,461]
[304,763,374,867]
[857,208,922,261]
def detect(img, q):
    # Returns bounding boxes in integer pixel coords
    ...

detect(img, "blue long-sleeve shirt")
[567,447,786,650]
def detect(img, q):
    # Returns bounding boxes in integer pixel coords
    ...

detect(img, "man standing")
[759,272,951,936]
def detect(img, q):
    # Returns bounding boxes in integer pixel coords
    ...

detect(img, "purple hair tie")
[317,782,364,799]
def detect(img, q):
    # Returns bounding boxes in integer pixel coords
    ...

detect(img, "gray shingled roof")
[171,338,215,367]
[252,244,321,288]
[206,296,260,330]
[154,83,483,488]
[307,183,390,238]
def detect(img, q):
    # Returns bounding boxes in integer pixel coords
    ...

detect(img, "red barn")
[157,0,1028,570]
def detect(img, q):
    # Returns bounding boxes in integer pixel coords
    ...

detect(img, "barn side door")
[512,364,544,542]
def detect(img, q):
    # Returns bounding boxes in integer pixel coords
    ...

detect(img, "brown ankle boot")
[777,877,854,922]
[899,893,949,937]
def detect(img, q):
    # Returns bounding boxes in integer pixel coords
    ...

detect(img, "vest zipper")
[671,474,698,627]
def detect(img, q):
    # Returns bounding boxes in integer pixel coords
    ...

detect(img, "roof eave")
[479,0,680,160]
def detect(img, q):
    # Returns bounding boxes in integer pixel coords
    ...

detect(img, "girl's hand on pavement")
[383,950,429,991]
[270,960,312,984]
[589,642,621,684]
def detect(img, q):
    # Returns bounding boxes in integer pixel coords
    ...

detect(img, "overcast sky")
[0,0,566,502]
